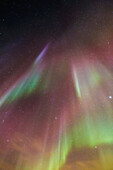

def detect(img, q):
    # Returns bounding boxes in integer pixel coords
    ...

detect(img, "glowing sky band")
[0,44,49,108]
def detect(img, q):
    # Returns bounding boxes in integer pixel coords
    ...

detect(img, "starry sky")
[0,0,113,170]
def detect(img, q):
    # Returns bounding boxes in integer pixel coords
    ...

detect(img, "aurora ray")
[0,44,49,108]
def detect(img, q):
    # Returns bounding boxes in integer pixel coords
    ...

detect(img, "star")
[55,116,58,120]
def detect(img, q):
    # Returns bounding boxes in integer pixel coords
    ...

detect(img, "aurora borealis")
[1,0,113,170]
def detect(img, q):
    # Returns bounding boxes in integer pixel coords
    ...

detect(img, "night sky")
[0,0,113,170]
